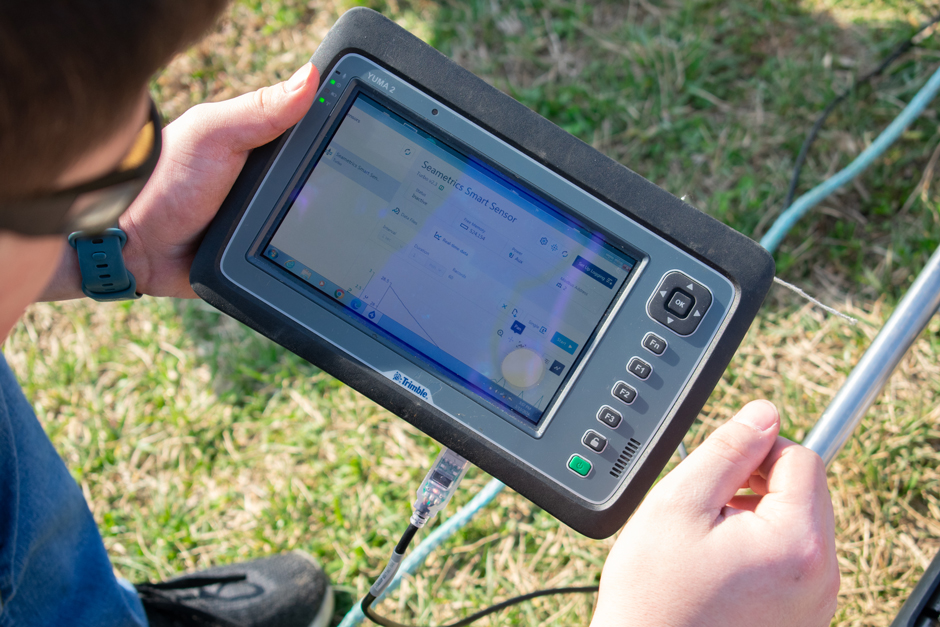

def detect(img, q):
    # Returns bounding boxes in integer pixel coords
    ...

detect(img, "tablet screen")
[263,92,636,425]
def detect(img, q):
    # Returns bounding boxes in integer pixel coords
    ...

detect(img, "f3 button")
[597,405,622,429]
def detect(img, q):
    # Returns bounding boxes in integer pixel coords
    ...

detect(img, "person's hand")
[42,62,319,300]
[590,400,840,627]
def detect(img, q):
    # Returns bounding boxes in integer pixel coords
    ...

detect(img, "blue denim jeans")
[0,353,147,626]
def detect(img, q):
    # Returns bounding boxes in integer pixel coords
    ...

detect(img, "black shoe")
[137,551,333,627]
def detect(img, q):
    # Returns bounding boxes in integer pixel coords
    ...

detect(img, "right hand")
[590,400,840,627]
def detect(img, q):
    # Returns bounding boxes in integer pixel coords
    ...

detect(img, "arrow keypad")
[665,289,694,317]
[647,271,712,336]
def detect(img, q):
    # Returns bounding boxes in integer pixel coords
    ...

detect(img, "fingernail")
[286,63,313,91]
[732,400,779,432]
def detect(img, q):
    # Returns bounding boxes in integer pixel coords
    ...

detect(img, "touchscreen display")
[264,93,637,424]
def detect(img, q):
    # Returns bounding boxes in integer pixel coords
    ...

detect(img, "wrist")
[117,216,151,296]
[117,210,200,299]
[38,240,85,301]
[40,228,148,302]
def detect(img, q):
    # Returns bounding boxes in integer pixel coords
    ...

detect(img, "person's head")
[0,0,229,339]
[0,0,229,201]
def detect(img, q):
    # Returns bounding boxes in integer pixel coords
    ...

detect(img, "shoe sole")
[292,551,334,627]
[308,582,334,627]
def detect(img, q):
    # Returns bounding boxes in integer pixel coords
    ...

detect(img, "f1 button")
[628,357,652,380]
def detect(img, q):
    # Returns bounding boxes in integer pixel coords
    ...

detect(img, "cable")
[362,585,599,627]
[782,12,940,210]
[361,523,598,627]
[354,449,598,627]
[760,62,940,253]
[338,479,506,627]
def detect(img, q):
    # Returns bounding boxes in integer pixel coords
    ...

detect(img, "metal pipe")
[802,245,940,466]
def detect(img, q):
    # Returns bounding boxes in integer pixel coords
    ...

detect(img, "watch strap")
[68,228,141,301]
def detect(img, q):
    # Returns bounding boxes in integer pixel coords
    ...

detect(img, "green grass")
[7,0,940,625]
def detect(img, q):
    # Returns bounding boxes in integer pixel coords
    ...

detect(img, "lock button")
[582,430,608,453]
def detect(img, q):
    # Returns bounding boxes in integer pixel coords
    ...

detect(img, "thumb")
[668,400,780,516]
[193,62,319,154]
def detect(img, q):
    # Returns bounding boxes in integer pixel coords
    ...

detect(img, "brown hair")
[0,0,230,199]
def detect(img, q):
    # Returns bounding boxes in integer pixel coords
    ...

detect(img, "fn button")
[642,332,667,356]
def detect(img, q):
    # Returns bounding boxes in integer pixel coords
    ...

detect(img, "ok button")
[666,289,694,318]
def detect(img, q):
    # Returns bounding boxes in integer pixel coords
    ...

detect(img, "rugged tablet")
[191,8,775,539]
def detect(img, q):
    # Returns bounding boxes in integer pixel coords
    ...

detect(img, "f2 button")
[612,381,637,405]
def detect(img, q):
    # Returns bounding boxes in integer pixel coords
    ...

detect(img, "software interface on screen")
[265,93,637,424]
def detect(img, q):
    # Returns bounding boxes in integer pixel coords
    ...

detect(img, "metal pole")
[802,245,940,466]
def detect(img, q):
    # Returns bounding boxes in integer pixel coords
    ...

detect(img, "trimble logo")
[391,371,429,400]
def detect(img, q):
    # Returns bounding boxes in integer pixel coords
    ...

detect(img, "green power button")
[568,455,592,477]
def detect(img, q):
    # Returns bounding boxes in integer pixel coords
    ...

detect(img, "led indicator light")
[319,97,325,103]
[330,79,336,85]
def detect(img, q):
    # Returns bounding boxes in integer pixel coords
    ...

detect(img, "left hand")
[44,62,319,300]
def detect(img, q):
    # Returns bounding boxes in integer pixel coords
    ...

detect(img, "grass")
[6,0,940,625]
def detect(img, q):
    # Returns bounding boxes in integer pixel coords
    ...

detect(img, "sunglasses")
[0,98,163,237]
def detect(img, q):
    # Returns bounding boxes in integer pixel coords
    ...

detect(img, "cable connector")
[361,448,598,626]
[410,448,470,528]
[365,448,469,601]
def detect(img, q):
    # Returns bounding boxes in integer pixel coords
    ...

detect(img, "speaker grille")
[610,438,642,478]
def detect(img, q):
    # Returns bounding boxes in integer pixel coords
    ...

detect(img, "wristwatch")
[68,228,141,301]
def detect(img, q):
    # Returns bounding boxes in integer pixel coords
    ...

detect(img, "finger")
[755,438,830,515]
[192,62,319,154]
[727,494,763,512]
[667,400,780,517]
[754,439,837,582]
[748,472,769,495]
